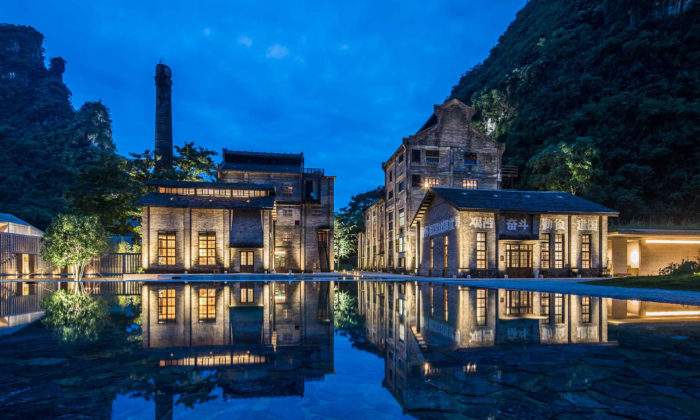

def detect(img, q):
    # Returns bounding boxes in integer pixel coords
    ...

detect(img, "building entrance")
[505,243,534,278]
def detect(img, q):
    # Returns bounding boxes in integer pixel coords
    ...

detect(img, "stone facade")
[359,99,505,273]
[413,189,615,278]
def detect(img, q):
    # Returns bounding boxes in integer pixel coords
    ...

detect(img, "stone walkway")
[356,272,700,306]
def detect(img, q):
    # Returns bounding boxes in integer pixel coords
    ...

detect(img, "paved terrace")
[125,272,700,306]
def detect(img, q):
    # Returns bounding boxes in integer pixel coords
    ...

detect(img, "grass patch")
[584,274,700,292]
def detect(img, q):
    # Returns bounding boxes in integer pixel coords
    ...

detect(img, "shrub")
[659,260,699,276]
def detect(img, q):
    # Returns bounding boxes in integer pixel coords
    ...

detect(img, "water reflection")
[2,279,700,418]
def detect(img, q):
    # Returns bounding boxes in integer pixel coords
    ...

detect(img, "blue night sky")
[4,0,526,210]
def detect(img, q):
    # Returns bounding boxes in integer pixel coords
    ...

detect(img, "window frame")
[198,232,217,265]
[198,288,216,322]
[158,289,176,323]
[476,289,487,326]
[541,233,551,269]
[462,179,478,189]
[425,150,440,164]
[554,234,565,269]
[158,232,177,266]
[581,234,592,269]
[476,232,487,269]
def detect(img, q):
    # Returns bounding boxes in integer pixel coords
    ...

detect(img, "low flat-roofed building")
[0,213,48,277]
[411,188,618,278]
[608,229,700,276]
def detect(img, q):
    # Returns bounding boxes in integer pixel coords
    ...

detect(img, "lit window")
[506,290,533,315]
[429,239,434,273]
[158,232,176,266]
[554,294,564,323]
[476,232,487,269]
[430,285,434,317]
[282,231,292,243]
[581,296,591,323]
[462,179,478,189]
[541,233,551,269]
[398,209,405,227]
[554,234,564,268]
[198,232,216,265]
[282,184,294,195]
[443,236,449,272]
[199,288,216,321]
[476,289,487,326]
[424,178,440,188]
[240,282,254,303]
[541,292,550,316]
[426,150,439,163]
[581,234,592,269]
[443,286,448,321]
[158,289,176,323]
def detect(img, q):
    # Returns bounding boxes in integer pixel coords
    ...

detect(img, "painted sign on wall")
[423,217,459,238]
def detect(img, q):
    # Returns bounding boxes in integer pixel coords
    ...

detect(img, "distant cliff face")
[0,24,117,229]
[450,0,699,222]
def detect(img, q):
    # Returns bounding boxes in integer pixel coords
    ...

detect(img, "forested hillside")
[450,0,699,222]
[0,24,131,231]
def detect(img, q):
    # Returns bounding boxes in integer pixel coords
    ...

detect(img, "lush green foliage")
[450,0,700,222]
[334,287,360,331]
[41,290,109,343]
[659,258,699,276]
[40,214,109,282]
[334,186,383,265]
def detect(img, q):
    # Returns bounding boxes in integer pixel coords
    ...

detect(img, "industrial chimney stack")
[154,63,173,172]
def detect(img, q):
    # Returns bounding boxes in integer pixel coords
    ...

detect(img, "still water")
[1,279,700,419]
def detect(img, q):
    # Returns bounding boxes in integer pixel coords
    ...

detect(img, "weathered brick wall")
[146,207,186,271]
[417,195,460,277]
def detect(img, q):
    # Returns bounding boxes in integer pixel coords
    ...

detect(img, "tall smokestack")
[154,63,173,172]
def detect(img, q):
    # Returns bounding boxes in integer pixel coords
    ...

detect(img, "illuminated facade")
[358,99,506,273]
[608,228,700,276]
[138,64,334,273]
[411,188,617,278]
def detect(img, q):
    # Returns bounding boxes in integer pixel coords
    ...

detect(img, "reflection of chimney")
[154,63,173,172]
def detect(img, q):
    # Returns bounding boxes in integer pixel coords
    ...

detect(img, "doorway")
[274,251,287,272]
[240,251,254,273]
[505,244,534,277]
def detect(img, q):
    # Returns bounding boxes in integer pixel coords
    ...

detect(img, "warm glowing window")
[540,233,551,269]
[443,236,449,271]
[581,296,591,323]
[462,179,478,189]
[158,232,176,265]
[426,150,439,163]
[158,289,176,323]
[240,282,254,303]
[424,177,440,188]
[476,232,487,269]
[429,239,434,272]
[430,285,434,317]
[197,188,215,196]
[198,232,216,265]
[581,234,592,269]
[199,288,216,321]
[282,231,292,243]
[541,292,550,316]
[554,294,564,323]
[282,184,294,195]
[554,234,564,269]
[506,290,533,315]
[443,286,449,321]
[476,289,487,326]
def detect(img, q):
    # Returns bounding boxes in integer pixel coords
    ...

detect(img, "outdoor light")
[646,239,700,244]
[629,249,640,267]
[644,311,700,317]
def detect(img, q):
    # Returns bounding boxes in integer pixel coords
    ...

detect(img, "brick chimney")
[154,63,173,172]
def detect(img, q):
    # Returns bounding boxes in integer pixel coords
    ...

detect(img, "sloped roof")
[136,193,275,210]
[412,188,617,226]
[148,179,274,190]
[0,213,43,232]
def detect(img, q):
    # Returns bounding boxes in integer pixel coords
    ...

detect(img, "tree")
[527,137,601,195]
[40,214,109,289]
[333,186,384,267]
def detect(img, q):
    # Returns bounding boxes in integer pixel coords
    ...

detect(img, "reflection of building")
[138,64,334,274]
[608,298,700,323]
[141,280,335,418]
[411,188,617,277]
[608,229,700,276]
[142,280,333,348]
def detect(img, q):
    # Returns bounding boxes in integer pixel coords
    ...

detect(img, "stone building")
[358,99,506,273]
[411,188,617,278]
[138,64,334,273]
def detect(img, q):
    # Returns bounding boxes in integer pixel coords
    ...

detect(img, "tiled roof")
[148,179,274,190]
[432,188,618,215]
[0,213,33,226]
[221,149,304,174]
[136,193,275,210]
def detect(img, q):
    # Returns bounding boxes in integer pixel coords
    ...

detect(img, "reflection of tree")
[334,287,359,331]
[41,290,109,343]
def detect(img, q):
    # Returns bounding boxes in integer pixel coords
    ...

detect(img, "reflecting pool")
[1,279,700,419]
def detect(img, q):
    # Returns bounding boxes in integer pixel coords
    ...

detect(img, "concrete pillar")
[611,237,628,276]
